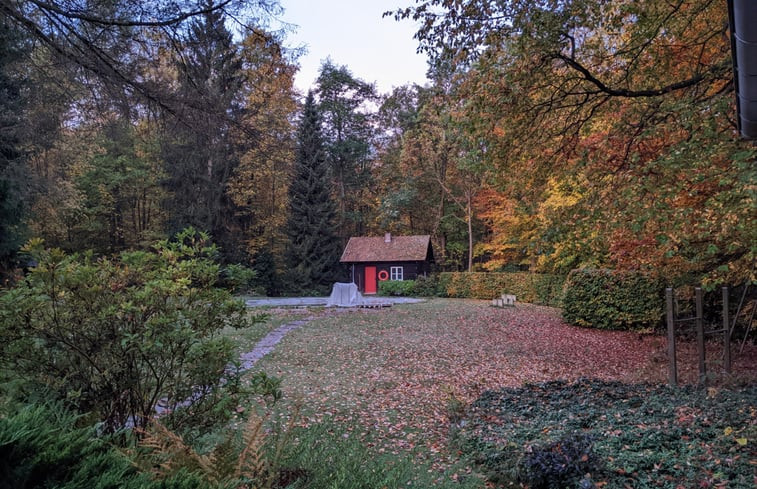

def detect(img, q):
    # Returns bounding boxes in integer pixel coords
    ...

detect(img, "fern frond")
[136,419,219,482]
[264,400,302,488]
[235,411,268,483]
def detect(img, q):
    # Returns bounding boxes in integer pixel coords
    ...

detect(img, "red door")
[364,266,377,294]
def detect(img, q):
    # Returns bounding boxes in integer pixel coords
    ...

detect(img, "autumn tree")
[394,0,754,285]
[285,92,343,293]
[373,85,428,233]
[374,76,485,271]
[228,28,298,284]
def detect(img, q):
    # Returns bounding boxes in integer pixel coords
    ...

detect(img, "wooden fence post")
[695,287,706,385]
[723,286,731,374]
[666,287,677,387]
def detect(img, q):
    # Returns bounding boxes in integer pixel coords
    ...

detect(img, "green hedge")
[561,268,663,330]
[437,272,565,306]
[378,280,416,296]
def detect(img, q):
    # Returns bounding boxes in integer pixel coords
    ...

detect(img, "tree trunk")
[467,190,473,272]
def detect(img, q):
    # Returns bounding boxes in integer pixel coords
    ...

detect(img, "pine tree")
[285,92,343,294]
[0,20,27,278]
[162,2,244,257]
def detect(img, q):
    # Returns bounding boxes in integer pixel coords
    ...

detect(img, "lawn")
[247,299,757,486]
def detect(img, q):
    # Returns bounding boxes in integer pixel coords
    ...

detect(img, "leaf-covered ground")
[251,299,757,476]
[459,379,756,488]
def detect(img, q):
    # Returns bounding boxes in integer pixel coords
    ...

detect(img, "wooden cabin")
[340,233,434,294]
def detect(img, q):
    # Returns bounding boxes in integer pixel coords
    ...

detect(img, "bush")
[378,279,416,296]
[411,274,441,297]
[437,272,565,306]
[0,401,215,489]
[0,228,266,434]
[562,269,663,330]
[219,263,256,293]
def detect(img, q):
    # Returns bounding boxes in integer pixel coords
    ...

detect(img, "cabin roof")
[340,234,432,263]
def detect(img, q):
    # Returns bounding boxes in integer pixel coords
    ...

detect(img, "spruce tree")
[285,92,343,294]
[0,20,27,277]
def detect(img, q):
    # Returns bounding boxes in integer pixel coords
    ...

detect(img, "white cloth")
[326,282,364,307]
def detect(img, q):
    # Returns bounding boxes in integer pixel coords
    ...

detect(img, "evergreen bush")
[412,274,442,297]
[456,379,756,488]
[378,280,415,296]
[0,401,214,489]
[519,434,599,489]
[561,268,663,330]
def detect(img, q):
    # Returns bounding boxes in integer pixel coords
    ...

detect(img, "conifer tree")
[285,92,343,293]
[0,20,27,277]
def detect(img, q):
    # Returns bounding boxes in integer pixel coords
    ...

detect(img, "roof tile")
[340,235,431,262]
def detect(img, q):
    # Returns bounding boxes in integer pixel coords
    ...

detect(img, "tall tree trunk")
[467,190,473,272]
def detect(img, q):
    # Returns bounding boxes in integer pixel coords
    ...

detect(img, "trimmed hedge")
[562,268,663,330]
[378,280,416,296]
[437,272,565,307]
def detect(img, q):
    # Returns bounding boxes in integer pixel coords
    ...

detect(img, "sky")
[275,0,430,95]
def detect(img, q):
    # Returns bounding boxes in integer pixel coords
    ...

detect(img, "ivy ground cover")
[251,299,757,485]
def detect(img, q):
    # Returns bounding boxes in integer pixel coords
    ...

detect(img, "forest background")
[0,0,754,295]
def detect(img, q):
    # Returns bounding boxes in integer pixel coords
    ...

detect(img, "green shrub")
[378,279,416,296]
[0,228,267,434]
[0,401,215,489]
[436,272,565,306]
[219,263,256,293]
[411,274,441,297]
[562,268,663,330]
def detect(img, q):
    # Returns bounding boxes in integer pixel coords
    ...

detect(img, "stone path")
[238,317,313,370]
[245,296,424,307]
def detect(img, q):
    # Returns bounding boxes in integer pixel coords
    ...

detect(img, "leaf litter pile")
[252,299,757,482]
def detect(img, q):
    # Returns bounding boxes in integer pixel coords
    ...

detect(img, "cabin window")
[390,266,404,281]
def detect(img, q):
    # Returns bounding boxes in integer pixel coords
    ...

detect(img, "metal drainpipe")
[730,0,757,139]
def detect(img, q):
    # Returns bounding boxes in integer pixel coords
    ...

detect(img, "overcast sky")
[275,0,430,95]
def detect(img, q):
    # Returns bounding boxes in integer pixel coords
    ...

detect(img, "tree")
[0,18,28,278]
[228,28,298,276]
[374,80,484,271]
[285,92,343,293]
[0,0,281,114]
[315,61,377,240]
[72,120,166,252]
[393,0,755,285]
[161,3,245,259]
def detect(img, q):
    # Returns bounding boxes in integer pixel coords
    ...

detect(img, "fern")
[235,412,267,485]
[134,420,220,483]
[133,404,302,489]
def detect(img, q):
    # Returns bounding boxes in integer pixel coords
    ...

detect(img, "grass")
[238,299,757,487]
[274,421,485,488]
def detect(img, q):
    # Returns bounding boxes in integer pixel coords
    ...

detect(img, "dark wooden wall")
[347,261,429,293]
